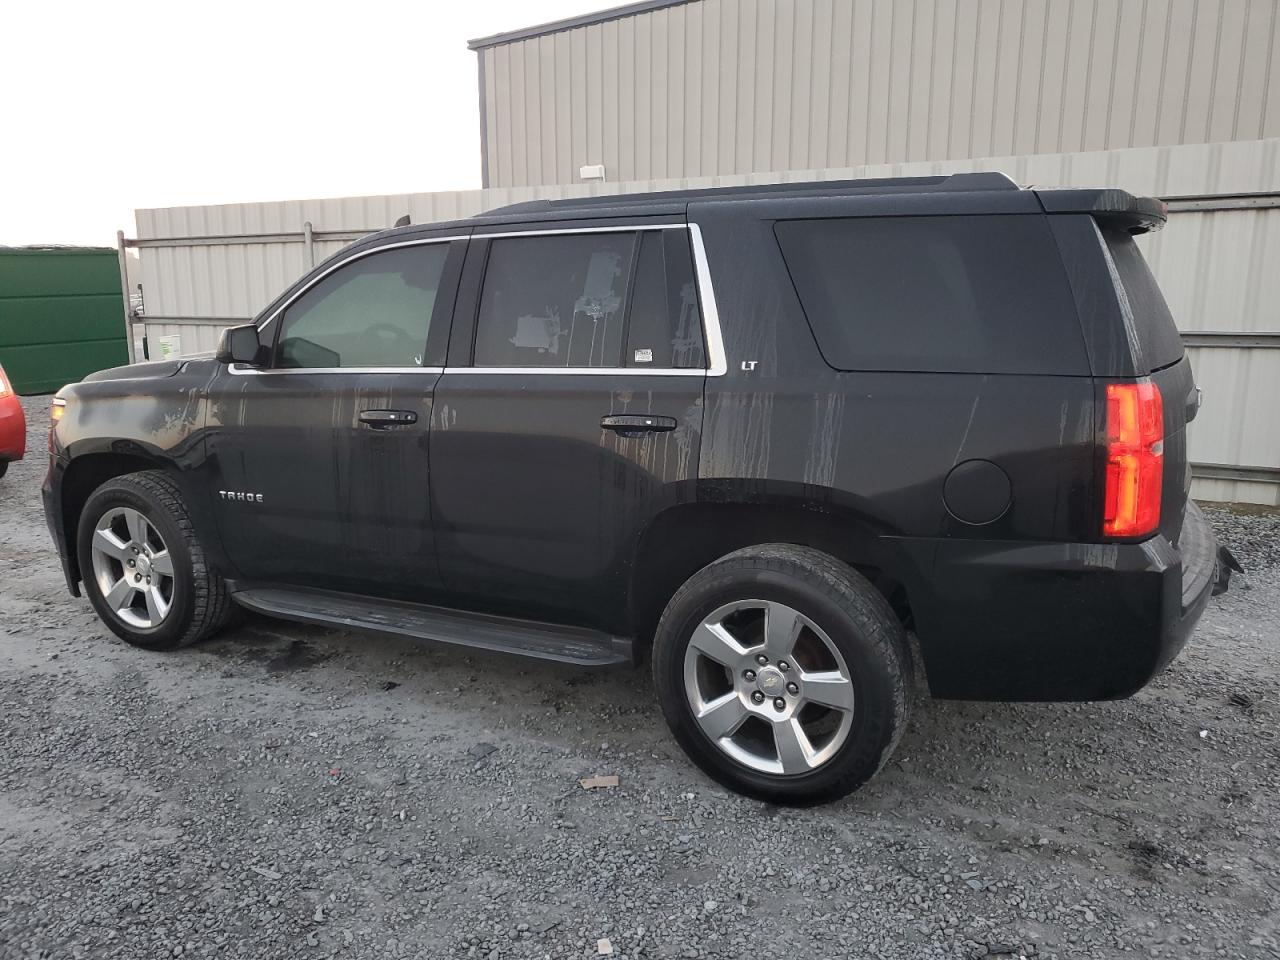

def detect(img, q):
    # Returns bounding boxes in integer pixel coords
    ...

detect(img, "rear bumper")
[905,500,1228,701]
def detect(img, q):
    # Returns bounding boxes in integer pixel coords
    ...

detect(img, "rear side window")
[473,230,706,370]
[475,233,635,368]
[775,215,1089,375]
[625,232,706,369]
[1099,225,1184,372]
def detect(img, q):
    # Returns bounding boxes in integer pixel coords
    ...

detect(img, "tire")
[652,544,911,805]
[77,470,233,650]
[0,460,8,479]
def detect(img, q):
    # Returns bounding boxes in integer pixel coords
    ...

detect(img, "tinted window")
[775,215,1089,374]
[625,232,706,369]
[1100,225,1184,372]
[275,245,448,369]
[475,233,635,368]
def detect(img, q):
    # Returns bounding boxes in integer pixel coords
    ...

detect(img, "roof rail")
[937,171,1020,191]
[478,171,1021,218]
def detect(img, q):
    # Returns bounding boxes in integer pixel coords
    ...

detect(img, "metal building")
[470,0,1280,188]
[127,0,1280,505]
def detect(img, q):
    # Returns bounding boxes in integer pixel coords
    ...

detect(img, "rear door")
[206,235,465,601]
[430,223,707,632]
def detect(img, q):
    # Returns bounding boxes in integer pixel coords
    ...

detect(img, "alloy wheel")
[89,506,176,629]
[683,599,855,775]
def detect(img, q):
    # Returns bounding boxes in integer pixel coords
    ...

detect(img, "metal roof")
[467,0,695,50]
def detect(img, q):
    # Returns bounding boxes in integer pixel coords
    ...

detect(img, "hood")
[80,359,187,384]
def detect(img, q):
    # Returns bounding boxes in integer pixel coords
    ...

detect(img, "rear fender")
[627,488,930,649]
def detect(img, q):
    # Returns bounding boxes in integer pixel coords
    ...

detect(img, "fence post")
[303,220,315,269]
[116,230,136,364]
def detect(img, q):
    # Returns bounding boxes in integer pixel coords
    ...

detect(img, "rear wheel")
[77,470,232,650]
[652,544,910,804]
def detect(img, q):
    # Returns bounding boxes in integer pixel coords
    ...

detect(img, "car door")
[205,233,466,602]
[430,223,710,633]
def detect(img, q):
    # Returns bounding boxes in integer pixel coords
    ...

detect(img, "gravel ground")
[1,393,1278,960]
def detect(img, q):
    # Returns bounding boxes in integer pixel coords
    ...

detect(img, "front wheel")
[77,470,233,650]
[652,544,911,805]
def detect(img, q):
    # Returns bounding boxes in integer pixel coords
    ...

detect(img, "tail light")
[0,367,11,398]
[1103,380,1163,538]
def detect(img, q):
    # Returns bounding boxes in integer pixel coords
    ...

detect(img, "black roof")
[347,172,1165,255]
[482,172,1020,217]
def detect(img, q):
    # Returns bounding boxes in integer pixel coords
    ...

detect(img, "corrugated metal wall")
[132,137,1280,505]
[477,0,1280,189]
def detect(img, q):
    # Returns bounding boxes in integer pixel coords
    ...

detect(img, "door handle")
[359,409,418,428]
[600,414,677,433]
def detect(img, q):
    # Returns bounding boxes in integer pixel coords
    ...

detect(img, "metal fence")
[126,137,1280,505]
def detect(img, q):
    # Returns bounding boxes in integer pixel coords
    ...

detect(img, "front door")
[205,236,465,602]
[431,225,707,632]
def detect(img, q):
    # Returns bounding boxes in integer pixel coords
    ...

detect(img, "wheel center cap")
[756,667,785,696]
[135,554,152,578]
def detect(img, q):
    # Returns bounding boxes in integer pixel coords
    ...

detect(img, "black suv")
[43,173,1236,803]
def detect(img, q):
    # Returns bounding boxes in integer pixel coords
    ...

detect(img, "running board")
[231,586,633,667]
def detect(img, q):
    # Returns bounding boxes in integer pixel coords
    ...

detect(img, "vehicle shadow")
[193,612,1235,828]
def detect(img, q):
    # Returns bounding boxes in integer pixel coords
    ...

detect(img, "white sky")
[0,0,608,246]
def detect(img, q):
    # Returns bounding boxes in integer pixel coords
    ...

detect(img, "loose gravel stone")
[1,394,1277,959]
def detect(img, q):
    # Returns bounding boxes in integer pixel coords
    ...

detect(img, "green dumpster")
[0,247,130,395]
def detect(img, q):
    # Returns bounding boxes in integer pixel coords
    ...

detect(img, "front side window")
[274,244,449,369]
[474,233,636,368]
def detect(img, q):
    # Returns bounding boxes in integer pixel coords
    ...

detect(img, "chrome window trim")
[229,364,703,378]
[687,222,727,377]
[229,364,444,376]
[474,223,688,238]
[235,223,727,378]
[454,367,706,377]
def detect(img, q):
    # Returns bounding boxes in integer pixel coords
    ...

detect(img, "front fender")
[47,364,223,593]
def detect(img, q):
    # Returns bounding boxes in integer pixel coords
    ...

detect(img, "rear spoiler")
[1034,188,1168,234]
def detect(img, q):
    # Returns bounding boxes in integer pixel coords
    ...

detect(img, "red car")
[0,361,25,479]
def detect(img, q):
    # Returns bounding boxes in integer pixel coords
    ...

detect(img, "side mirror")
[216,324,265,365]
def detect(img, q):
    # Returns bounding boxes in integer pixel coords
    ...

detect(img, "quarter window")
[775,215,1089,375]
[274,245,449,369]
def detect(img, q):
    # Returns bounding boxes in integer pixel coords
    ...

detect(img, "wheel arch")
[59,451,173,586]
[628,498,920,653]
